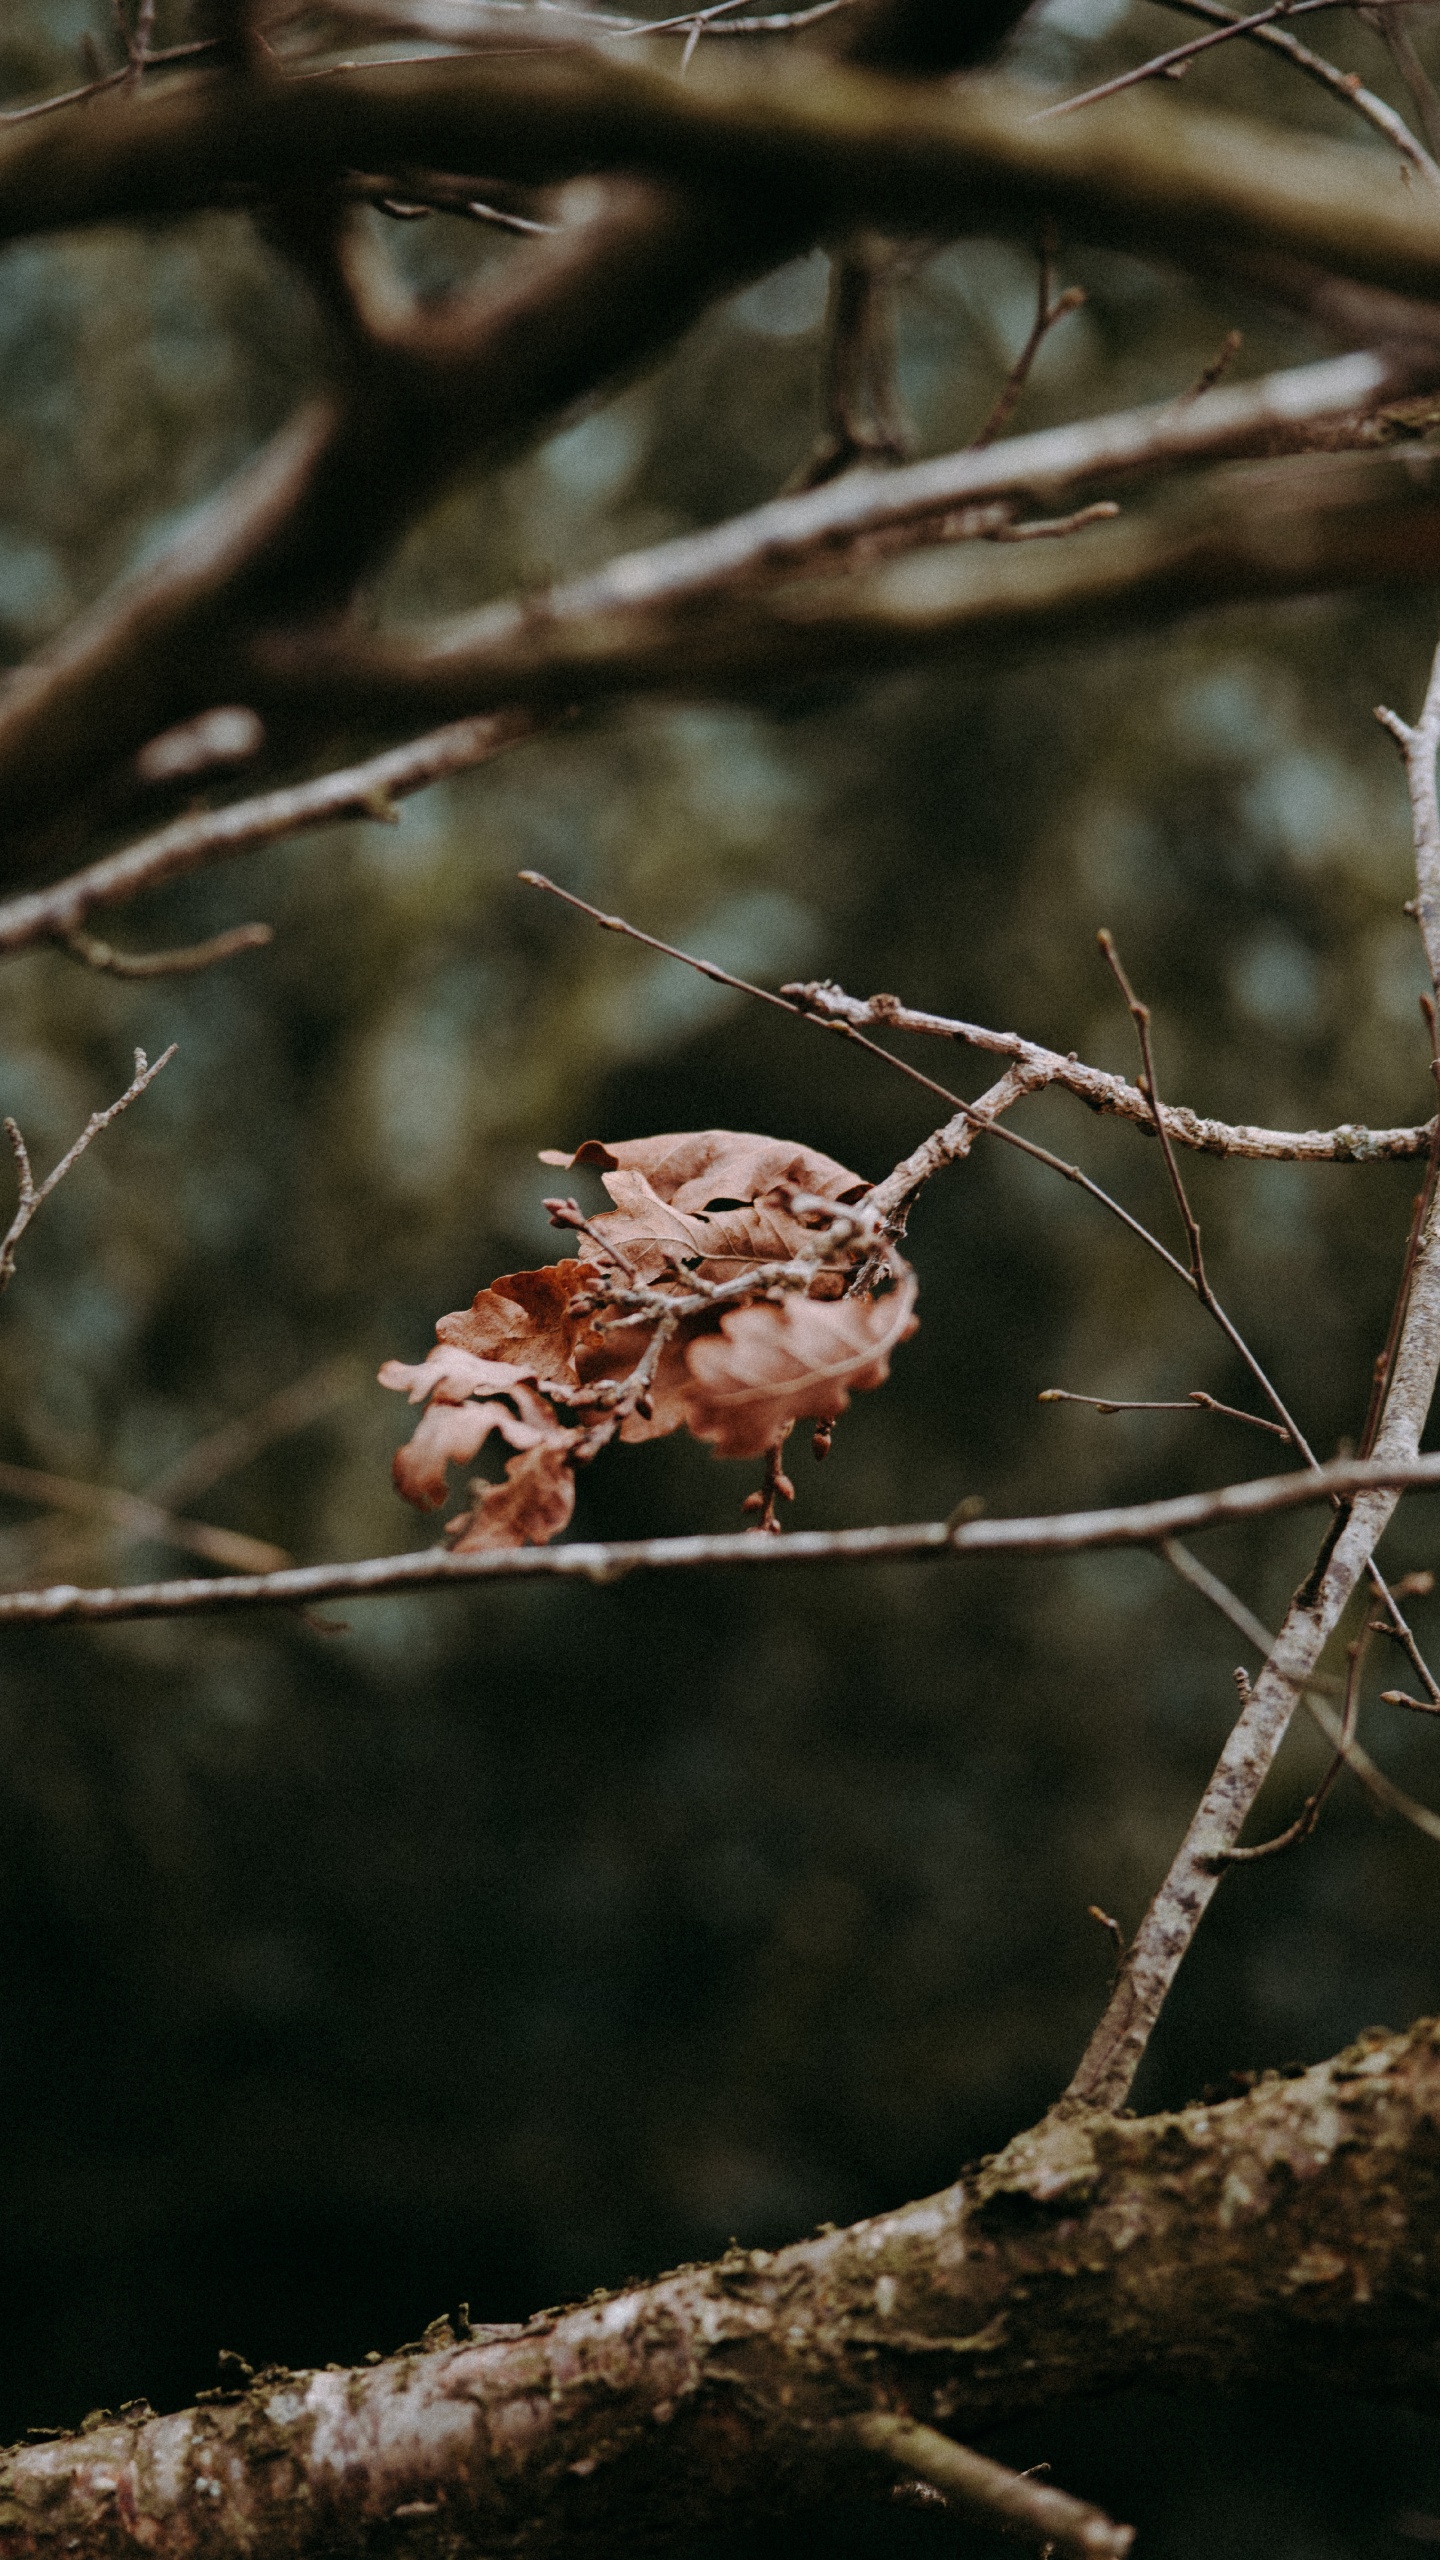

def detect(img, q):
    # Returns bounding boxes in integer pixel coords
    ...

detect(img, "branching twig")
[788,978,1438,1162]
[1162,1537,1440,1845]
[1154,0,1440,188]
[970,225,1086,450]
[1219,1620,1371,1862]
[1067,639,1440,2111]
[1034,0,1437,148]
[0,1046,175,1291]
[0,714,538,964]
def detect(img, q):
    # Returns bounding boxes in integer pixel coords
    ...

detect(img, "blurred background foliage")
[4,1,1440,2552]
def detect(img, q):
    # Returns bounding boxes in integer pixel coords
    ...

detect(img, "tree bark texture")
[5,2018,1440,2558]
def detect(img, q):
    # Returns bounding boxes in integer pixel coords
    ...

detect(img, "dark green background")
[3,2,1440,2550]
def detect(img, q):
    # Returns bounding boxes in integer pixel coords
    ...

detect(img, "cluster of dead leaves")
[379,1130,917,1551]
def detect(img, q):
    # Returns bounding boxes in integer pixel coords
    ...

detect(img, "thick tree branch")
[7,58,1440,305]
[248,448,1440,723]
[4,2021,1440,2556]
[2,351,1423,964]
[0,4,1025,851]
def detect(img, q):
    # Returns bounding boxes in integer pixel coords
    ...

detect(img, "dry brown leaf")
[436,1260,600,1379]
[390,1396,554,1512]
[382,1127,917,1547]
[680,1271,919,1459]
[542,1130,867,1209]
[448,1439,578,1552]
[379,1345,552,1417]
[542,1130,870,1284]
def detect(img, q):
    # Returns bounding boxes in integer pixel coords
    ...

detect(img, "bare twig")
[0,714,538,963]
[1218,1618,1371,1862]
[970,226,1086,450]
[0,1046,175,1291]
[1363,2,1440,159]
[1039,1386,1291,1439]
[1067,640,1440,2112]
[1154,0,1440,188]
[789,979,1437,1162]
[60,922,274,979]
[0,39,218,126]
[1034,0,1439,156]
[3,1451,1440,1626]
[852,2415,1132,2560]
[1163,1536,1440,1844]
[1096,925,1314,1455]
[0,1461,289,1577]
[1178,326,1243,407]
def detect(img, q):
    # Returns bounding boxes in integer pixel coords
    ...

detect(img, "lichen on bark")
[4,2018,1440,2558]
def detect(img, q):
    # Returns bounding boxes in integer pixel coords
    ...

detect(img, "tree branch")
[1,1449,1440,1625]
[0,1046,176,1290]
[0,3,1025,850]
[786,979,1438,1161]
[4,2021,1440,2557]
[0,713,540,962]
[7,56,1440,305]
[250,447,1440,725]
[1067,633,1440,2113]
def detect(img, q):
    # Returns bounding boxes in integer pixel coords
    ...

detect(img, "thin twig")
[1177,327,1243,407]
[1096,926,1313,1455]
[60,923,274,979]
[1218,1617,1371,1862]
[1033,0,1433,131]
[0,1460,289,1577]
[1364,2,1440,159]
[787,980,1437,1162]
[0,1046,175,1291]
[0,39,217,124]
[970,226,1086,450]
[0,713,538,963]
[1039,1386,1291,1439]
[1163,1536,1440,1844]
[1154,0,1440,187]
[852,2415,1132,2560]
[3,1452,1440,1626]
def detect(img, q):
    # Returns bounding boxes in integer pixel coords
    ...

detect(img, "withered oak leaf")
[380,1131,916,1547]
[679,1268,919,1459]
[448,1439,579,1552]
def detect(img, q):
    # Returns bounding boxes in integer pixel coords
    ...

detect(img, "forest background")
[5,1,1440,2552]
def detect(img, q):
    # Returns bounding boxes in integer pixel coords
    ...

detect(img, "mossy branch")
[4,2022,1440,2558]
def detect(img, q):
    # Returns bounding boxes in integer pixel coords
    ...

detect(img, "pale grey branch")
[788,980,1436,1162]
[3,1452,1440,1626]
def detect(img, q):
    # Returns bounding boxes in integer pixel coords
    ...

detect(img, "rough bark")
[4,2020,1440,2558]
[5,60,1440,304]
